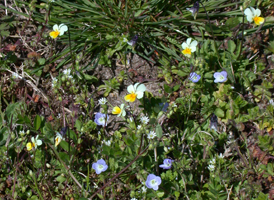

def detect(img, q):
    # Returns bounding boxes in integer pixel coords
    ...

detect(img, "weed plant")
[1,0,274,199]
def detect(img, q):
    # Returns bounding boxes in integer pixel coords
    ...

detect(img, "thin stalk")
[199,1,220,59]
[33,173,44,200]
[89,145,149,199]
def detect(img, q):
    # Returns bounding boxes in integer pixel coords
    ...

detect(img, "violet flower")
[92,159,108,174]
[189,72,201,83]
[145,174,161,191]
[159,159,174,169]
[94,113,109,127]
[214,71,227,83]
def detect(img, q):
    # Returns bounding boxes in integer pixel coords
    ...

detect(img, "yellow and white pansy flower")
[26,135,42,151]
[181,38,198,57]
[244,7,264,25]
[49,24,68,39]
[55,132,63,147]
[112,104,126,117]
[124,83,146,102]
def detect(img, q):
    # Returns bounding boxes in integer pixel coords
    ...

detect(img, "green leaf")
[38,58,45,65]
[156,124,163,138]
[225,17,240,29]
[59,152,70,163]
[34,115,41,131]
[0,127,8,146]
[56,175,66,183]
[157,191,165,197]
[164,84,172,93]
[215,108,224,118]
[227,40,236,53]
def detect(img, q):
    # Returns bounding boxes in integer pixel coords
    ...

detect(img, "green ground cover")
[1,0,274,199]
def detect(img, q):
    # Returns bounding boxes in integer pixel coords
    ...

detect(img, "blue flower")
[159,102,169,112]
[92,159,108,174]
[186,1,200,17]
[159,159,174,169]
[127,35,138,46]
[189,72,201,83]
[145,174,161,191]
[214,71,227,83]
[94,113,109,127]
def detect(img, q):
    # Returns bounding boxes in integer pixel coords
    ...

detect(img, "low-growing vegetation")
[1,0,274,199]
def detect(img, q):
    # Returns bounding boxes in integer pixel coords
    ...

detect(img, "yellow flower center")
[112,106,121,115]
[55,137,61,146]
[253,16,264,25]
[26,142,35,151]
[124,93,137,102]
[49,30,60,39]
[182,48,192,56]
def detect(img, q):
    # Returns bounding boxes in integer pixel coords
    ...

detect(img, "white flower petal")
[181,42,188,49]
[53,24,59,31]
[136,84,146,93]
[190,46,196,52]
[59,24,68,36]
[36,140,42,146]
[186,38,192,46]
[244,8,252,17]
[190,40,198,48]
[136,91,144,99]
[246,15,253,22]
[254,8,261,17]
[127,84,135,93]
[250,7,256,15]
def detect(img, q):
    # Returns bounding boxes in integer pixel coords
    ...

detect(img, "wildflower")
[63,69,71,76]
[98,98,107,105]
[186,1,200,19]
[127,35,138,46]
[218,153,224,159]
[55,132,63,147]
[209,158,216,165]
[92,159,108,174]
[145,174,162,191]
[189,72,201,83]
[214,71,227,83]
[11,73,19,79]
[131,198,137,200]
[210,114,218,131]
[181,38,198,57]
[140,116,149,125]
[26,135,42,151]
[244,7,264,25]
[129,117,133,122]
[94,113,109,127]
[137,125,142,130]
[52,77,58,88]
[159,159,174,169]
[159,102,169,112]
[141,186,147,193]
[19,130,25,136]
[124,83,146,102]
[269,99,274,106]
[103,140,111,146]
[147,131,156,139]
[49,24,68,39]
[112,104,126,117]
[208,164,215,171]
